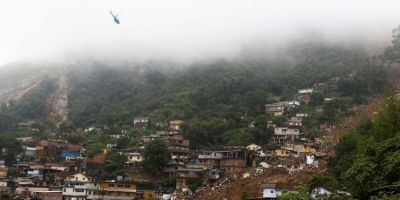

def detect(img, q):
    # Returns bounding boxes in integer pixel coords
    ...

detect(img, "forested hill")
[0,40,389,148]
[63,41,387,147]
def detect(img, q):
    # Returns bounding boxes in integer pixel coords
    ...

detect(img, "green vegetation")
[0,134,23,166]
[328,95,400,199]
[60,41,388,148]
[142,139,171,175]
[0,79,57,132]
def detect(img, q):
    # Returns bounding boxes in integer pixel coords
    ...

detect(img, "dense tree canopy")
[328,95,400,199]
[143,140,171,174]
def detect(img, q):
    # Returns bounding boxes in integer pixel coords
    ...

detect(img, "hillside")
[63,42,387,148]
[0,41,389,147]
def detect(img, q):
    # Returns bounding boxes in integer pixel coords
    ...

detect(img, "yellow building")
[99,181,137,199]
[274,148,292,157]
[282,144,317,154]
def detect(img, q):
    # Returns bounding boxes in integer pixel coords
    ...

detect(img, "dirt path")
[47,76,69,128]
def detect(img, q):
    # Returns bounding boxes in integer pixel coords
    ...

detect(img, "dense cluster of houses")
[0,88,336,200]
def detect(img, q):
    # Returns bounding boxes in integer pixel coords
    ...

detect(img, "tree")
[0,134,22,166]
[277,186,309,200]
[384,25,400,63]
[142,140,171,174]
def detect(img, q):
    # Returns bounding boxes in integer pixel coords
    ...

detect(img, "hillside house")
[265,101,301,116]
[246,144,262,151]
[282,144,317,154]
[265,103,286,116]
[261,183,296,199]
[288,116,303,127]
[126,152,143,163]
[197,149,248,171]
[176,167,205,189]
[165,135,190,161]
[133,117,149,129]
[274,148,294,157]
[169,120,184,133]
[60,150,81,161]
[270,127,302,145]
[98,180,137,200]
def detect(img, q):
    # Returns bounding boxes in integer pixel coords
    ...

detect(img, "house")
[274,148,293,157]
[165,135,190,161]
[85,127,95,132]
[60,150,81,161]
[197,149,248,171]
[295,113,308,117]
[32,191,63,200]
[261,183,282,199]
[298,88,313,94]
[140,134,161,144]
[23,145,37,160]
[64,173,90,183]
[197,151,224,169]
[63,182,98,200]
[265,103,286,116]
[288,116,302,127]
[63,185,87,200]
[124,152,144,168]
[265,101,301,116]
[246,144,262,151]
[97,180,137,200]
[136,189,162,200]
[270,127,302,145]
[261,183,296,199]
[133,117,149,129]
[162,160,184,176]
[283,144,317,154]
[169,120,184,132]
[176,167,205,189]
[126,152,143,163]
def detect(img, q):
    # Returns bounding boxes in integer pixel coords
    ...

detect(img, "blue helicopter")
[110,11,120,24]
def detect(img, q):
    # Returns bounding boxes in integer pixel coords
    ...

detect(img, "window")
[125,185,130,188]
[118,184,124,188]
[108,184,114,187]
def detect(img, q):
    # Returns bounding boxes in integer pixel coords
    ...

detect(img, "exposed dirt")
[0,72,46,104]
[173,93,385,200]
[173,163,326,200]
[47,76,69,128]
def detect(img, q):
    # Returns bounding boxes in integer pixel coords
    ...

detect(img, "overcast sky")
[1,0,400,66]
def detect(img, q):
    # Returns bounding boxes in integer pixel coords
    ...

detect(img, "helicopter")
[110,11,120,24]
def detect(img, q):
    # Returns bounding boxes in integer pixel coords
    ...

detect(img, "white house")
[63,182,98,200]
[274,127,301,136]
[288,116,302,126]
[246,144,262,151]
[65,173,90,183]
[298,88,314,94]
[126,152,143,162]
[296,113,308,117]
[261,184,298,199]
[261,184,282,199]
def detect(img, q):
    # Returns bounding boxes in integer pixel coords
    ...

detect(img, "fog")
[1,0,400,66]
